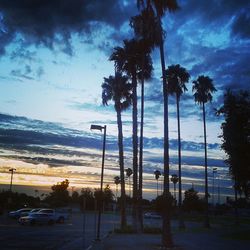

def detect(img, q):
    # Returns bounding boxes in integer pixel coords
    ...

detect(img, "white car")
[9,208,33,219]
[19,213,55,225]
[37,208,70,223]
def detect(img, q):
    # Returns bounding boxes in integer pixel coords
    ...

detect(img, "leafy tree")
[80,188,95,210]
[217,90,250,198]
[45,179,70,207]
[94,184,114,209]
[71,191,79,203]
[102,72,132,228]
[0,190,40,210]
[183,188,205,212]
[193,75,216,227]
[137,1,180,246]
[153,194,175,215]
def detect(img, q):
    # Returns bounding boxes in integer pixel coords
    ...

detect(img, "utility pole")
[9,168,16,192]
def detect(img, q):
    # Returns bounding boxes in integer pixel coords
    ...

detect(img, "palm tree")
[192,75,217,228]
[110,39,152,231]
[137,0,180,247]
[131,9,155,232]
[154,170,161,197]
[114,176,121,201]
[170,174,179,200]
[102,72,132,229]
[125,168,133,197]
[166,64,190,228]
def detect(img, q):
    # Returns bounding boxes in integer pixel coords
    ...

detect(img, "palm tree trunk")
[234,176,239,225]
[116,108,127,229]
[138,76,145,232]
[132,72,138,232]
[202,102,210,228]
[177,96,185,229]
[156,14,173,247]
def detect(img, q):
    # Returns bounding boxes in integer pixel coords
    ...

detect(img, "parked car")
[28,208,44,215]
[19,213,55,226]
[37,208,70,223]
[144,212,161,219]
[9,208,33,219]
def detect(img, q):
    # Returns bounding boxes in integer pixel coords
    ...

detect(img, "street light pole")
[9,168,16,192]
[90,124,106,241]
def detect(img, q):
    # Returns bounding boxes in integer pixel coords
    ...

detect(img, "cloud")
[0,0,134,55]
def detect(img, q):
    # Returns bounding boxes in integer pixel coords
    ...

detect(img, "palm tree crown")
[114,176,121,185]
[125,168,133,177]
[110,39,153,81]
[166,64,190,98]
[170,174,179,184]
[154,170,161,180]
[102,73,132,111]
[192,75,217,105]
[137,0,180,16]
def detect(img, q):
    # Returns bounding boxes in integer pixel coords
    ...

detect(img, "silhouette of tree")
[193,75,216,228]
[137,1,179,247]
[102,72,132,229]
[166,64,190,228]
[130,9,155,232]
[170,174,179,200]
[44,179,70,207]
[110,39,152,231]
[154,170,161,197]
[183,188,205,212]
[114,176,121,200]
[125,168,133,197]
[94,185,114,208]
[217,90,250,198]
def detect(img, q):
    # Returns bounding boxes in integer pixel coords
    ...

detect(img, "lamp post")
[9,168,16,192]
[212,168,217,206]
[90,124,107,241]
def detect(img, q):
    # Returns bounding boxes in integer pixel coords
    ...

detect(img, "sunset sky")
[0,0,249,200]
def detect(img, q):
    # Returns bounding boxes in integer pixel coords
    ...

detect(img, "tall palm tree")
[131,9,156,232]
[166,64,190,228]
[170,174,179,200]
[102,72,132,229]
[114,176,121,201]
[154,170,161,197]
[110,39,152,231]
[192,75,216,228]
[125,168,133,197]
[137,0,180,247]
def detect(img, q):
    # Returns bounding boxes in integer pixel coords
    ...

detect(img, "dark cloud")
[0,0,134,55]
[232,11,250,38]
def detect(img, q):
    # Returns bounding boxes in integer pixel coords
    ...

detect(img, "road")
[0,211,120,250]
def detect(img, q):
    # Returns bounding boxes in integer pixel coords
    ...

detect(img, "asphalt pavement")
[0,211,118,250]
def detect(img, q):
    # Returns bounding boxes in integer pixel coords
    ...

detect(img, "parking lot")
[0,211,119,250]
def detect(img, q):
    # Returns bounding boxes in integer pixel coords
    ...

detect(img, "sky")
[0,0,249,201]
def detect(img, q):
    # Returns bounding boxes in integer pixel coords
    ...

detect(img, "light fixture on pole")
[212,168,217,206]
[9,168,16,192]
[90,124,107,241]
